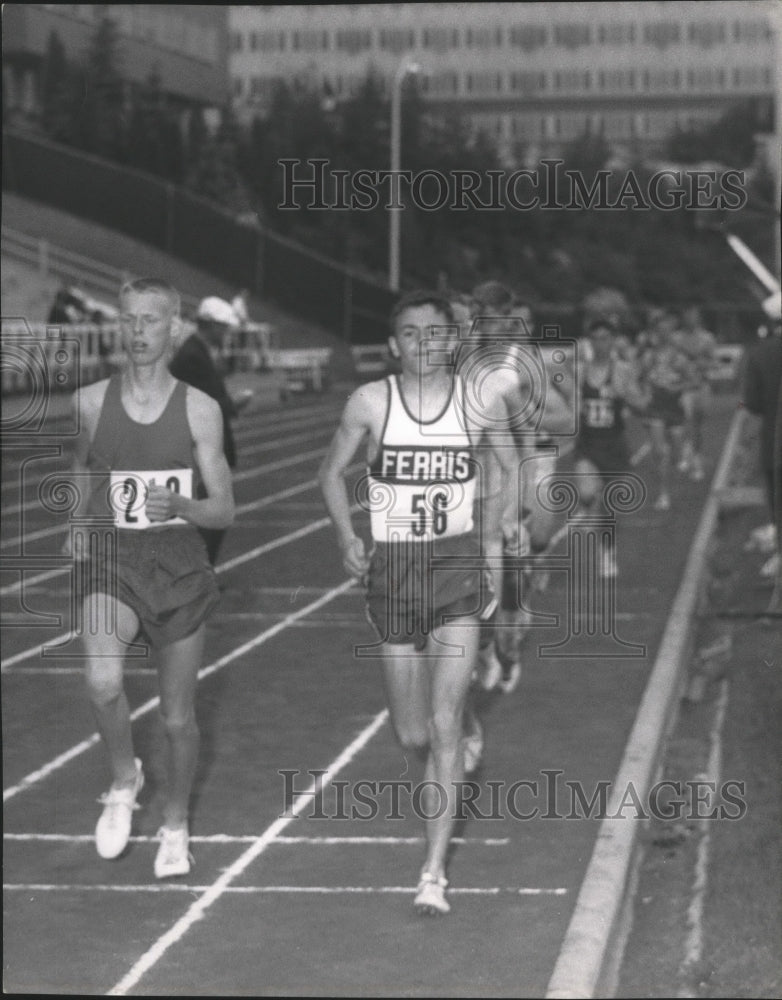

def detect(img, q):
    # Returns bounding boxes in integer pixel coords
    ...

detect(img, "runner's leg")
[421,619,480,880]
[82,592,142,786]
[647,419,671,508]
[156,623,206,829]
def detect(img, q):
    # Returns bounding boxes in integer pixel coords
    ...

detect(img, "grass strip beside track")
[544,408,746,1000]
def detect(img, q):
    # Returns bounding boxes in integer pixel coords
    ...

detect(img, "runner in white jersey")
[319,290,518,916]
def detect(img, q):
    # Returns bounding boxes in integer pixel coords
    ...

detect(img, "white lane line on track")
[232,425,334,459]
[0,406,340,505]
[106,707,390,996]
[232,403,342,440]
[0,450,356,597]
[677,678,730,994]
[0,444,334,556]
[3,834,511,846]
[629,441,651,467]
[0,408,339,514]
[2,578,357,801]
[0,566,65,596]
[3,883,567,896]
[1,495,360,668]
[0,446,332,550]
[1,467,329,554]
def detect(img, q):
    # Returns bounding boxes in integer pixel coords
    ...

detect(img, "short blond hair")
[119,277,181,316]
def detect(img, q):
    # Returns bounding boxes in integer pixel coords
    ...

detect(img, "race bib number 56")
[109,469,193,529]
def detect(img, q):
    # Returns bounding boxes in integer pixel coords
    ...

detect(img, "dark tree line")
[34,16,774,311]
[38,18,251,213]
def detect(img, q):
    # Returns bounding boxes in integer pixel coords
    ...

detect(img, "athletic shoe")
[745,524,777,554]
[690,456,705,481]
[154,826,193,879]
[760,552,780,579]
[95,758,144,859]
[653,493,671,512]
[498,660,521,694]
[600,548,618,579]
[463,716,484,774]
[414,872,450,915]
[677,444,693,473]
[477,643,502,691]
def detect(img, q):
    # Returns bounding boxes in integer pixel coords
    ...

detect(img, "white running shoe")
[745,524,778,555]
[413,872,450,916]
[154,825,192,879]
[690,456,705,481]
[477,643,502,691]
[600,548,618,579]
[760,552,780,579]
[463,717,484,774]
[677,444,693,473]
[95,758,144,860]
[498,660,521,694]
[653,492,671,512]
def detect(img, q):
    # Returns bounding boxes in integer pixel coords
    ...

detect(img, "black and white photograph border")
[2,2,781,997]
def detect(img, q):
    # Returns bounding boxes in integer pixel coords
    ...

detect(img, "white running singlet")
[367,375,477,542]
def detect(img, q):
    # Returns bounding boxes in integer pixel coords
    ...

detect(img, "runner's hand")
[146,484,180,522]
[501,507,521,555]
[341,535,370,580]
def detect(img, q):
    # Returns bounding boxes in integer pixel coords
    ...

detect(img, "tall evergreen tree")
[40,30,74,140]
[76,14,127,158]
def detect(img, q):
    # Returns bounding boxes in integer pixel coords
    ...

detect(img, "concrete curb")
[545,407,746,999]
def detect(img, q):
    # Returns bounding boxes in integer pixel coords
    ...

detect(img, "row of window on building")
[474,108,723,143]
[234,64,772,100]
[230,17,770,54]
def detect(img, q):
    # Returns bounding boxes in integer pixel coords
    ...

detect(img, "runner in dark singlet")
[639,310,698,510]
[68,277,234,879]
[575,319,649,576]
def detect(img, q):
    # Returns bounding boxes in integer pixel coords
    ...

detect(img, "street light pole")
[389,59,419,292]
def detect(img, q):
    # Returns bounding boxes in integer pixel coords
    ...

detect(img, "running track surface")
[2,383,736,996]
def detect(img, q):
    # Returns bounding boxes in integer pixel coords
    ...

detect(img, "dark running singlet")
[581,360,624,436]
[87,375,197,528]
[578,360,629,471]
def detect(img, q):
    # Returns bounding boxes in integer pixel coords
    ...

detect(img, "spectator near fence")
[169,297,239,564]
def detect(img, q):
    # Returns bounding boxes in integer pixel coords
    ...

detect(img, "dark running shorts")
[574,435,631,475]
[78,525,220,647]
[365,532,496,651]
[645,385,686,427]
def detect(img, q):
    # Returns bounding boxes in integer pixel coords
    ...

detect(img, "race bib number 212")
[108,469,193,529]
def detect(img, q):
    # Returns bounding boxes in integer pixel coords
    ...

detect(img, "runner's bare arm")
[146,388,234,528]
[616,360,650,412]
[62,381,110,556]
[318,383,380,579]
[529,371,574,438]
[469,392,521,587]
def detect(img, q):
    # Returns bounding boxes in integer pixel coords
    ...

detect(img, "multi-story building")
[3,4,229,121]
[229,1,777,160]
